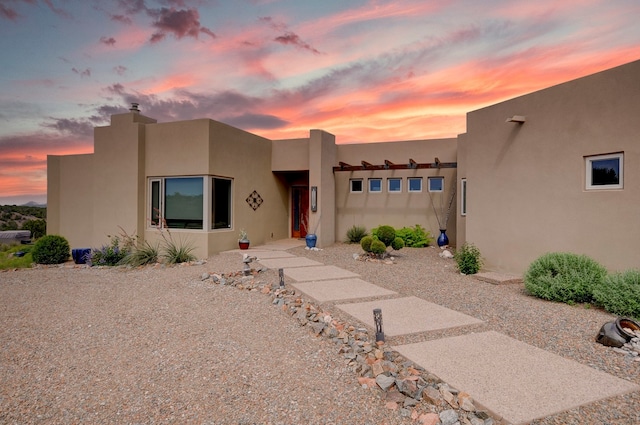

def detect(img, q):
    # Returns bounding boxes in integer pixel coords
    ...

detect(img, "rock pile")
[201,269,499,425]
[611,327,640,361]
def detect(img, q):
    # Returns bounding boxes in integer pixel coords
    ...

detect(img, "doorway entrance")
[291,186,309,238]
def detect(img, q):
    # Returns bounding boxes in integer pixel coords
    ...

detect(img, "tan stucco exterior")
[459,59,640,274]
[47,59,639,274]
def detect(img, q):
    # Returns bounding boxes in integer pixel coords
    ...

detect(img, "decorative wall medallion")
[246,190,263,211]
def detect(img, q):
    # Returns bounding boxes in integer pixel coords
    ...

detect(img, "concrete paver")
[292,278,397,302]
[395,331,640,424]
[336,296,483,337]
[283,265,359,282]
[257,257,323,269]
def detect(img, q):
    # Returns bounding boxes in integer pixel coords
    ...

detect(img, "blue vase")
[305,234,317,248]
[437,229,449,247]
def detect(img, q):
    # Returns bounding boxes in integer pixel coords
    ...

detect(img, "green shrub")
[396,224,433,247]
[21,219,46,239]
[346,225,368,243]
[120,241,159,267]
[454,242,483,275]
[161,233,196,264]
[391,237,405,251]
[369,239,387,255]
[360,235,374,252]
[32,234,70,264]
[374,225,396,247]
[524,252,607,303]
[592,270,640,319]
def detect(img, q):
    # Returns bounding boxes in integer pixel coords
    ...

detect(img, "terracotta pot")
[239,240,250,250]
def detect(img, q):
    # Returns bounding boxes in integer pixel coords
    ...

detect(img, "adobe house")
[48,59,638,274]
[47,105,456,260]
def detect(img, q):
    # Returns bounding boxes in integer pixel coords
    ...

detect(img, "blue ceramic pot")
[437,229,449,247]
[305,234,317,248]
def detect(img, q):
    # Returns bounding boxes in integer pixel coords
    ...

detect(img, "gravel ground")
[289,244,640,425]
[1,243,638,425]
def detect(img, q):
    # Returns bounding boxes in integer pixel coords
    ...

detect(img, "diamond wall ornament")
[246,190,263,211]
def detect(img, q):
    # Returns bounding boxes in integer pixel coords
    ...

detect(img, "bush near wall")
[524,252,607,304]
[592,270,640,319]
[346,225,368,243]
[32,234,70,265]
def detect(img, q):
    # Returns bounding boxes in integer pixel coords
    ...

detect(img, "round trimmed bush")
[370,239,387,255]
[32,234,70,265]
[376,225,396,247]
[360,235,374,252]
[524,252,607,303]
[391,237,405,251]
[592,270,640,319]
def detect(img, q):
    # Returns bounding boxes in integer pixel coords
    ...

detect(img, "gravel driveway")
[1,243,639,424]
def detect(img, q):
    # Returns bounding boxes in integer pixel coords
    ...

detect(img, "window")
[212,177,232,229]
[461,178,467,216]
[165,177,204,229]
[388,178,402,192]
[368,178,382,193]
[585,153,623,190]
[149,176,233,230]
[428,176,444,192]
[350,179,363,193]
[408,177,422,192]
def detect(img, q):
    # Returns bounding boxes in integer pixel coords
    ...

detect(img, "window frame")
[585,153,623,190]
[368,178,382,193]
[460,178,467,216]
[350,178,364,193]
[408,177,423,193]
[211,176,233,230]
[428,176,444,193]
[387,177,402,193]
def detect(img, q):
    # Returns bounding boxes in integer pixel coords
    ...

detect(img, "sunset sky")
[1,0,640,205]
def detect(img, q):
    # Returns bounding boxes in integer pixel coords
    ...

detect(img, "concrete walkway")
[239,241,639,425]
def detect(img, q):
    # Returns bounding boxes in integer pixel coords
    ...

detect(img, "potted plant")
[238,229,250,250]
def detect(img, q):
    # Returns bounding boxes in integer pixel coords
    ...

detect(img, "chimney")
[129,102,140,113]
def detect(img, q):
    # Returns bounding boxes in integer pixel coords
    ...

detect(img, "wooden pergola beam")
[332,161,457,172]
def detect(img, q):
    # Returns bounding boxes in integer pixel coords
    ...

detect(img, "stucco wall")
[272,138,309,171]
[463,59,640,274]
[335,139,457,245]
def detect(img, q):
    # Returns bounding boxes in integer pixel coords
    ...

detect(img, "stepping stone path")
[205,242,639,425]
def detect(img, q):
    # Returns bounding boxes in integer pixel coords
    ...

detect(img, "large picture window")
[149,176,233,230]
[585,153,623,190]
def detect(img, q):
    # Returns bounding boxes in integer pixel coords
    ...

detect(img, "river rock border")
[200,269,499,425]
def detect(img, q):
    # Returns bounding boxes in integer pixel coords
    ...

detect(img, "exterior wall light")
[310,186,317,212]
[506,115,526,123]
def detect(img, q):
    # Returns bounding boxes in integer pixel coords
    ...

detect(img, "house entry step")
[292,278,397,303]
[395,331,640,424]
[336,296,483,337]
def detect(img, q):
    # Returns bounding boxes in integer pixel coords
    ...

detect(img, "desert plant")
[396,224,433,247]
[32,234,70,264]
[162,235,196,264]
[592,270,640,319]
[360,235,374,252]
[524,252,607,303]
[454,242,483,275]
[369,239,387,255]
[391,237,405,251]
[89,236,129,266]
[373,225,396,247]
[120,241,159,267]
[346,225,368,243]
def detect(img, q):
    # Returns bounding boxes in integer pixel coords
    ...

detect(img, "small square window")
[585,153,623,190]
[369,178,382,193]
[388,178,402,192]
[428,177,444,192]
[350,179,363,193]
[408,177,422,192]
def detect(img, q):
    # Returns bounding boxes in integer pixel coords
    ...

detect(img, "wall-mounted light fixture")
[310,186,317,212]
[506,115,526,123]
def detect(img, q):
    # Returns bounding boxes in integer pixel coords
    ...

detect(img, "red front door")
[291,186,309,238]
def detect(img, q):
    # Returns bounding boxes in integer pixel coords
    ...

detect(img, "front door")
[291,186,309,238]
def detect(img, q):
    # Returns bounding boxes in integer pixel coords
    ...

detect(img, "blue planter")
[436,230,449,247]
[72,248,91,264]
[305,234,317,248]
